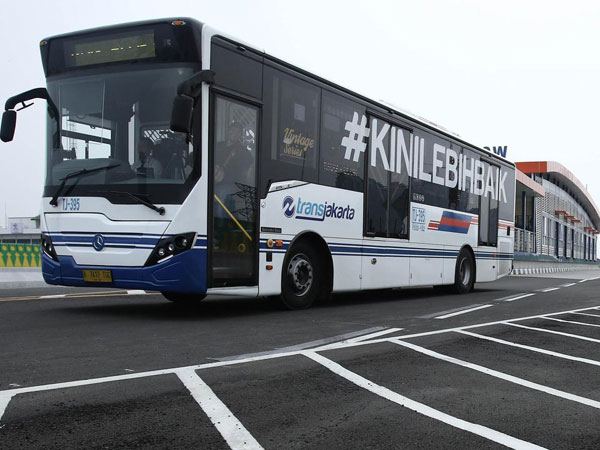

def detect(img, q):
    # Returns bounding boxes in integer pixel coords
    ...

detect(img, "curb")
[510,266,599,275]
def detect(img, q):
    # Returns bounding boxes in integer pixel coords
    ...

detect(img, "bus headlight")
[41,234,58,261]
[144,232,196,266]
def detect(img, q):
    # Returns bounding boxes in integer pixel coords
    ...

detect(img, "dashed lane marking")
[538,287,560,293]
[560,283,577,288]
[503,293,536,302]
[434,304,494,319]
[392,339,600,409]
[457,330,600,367]
[304,351,546,450]
[176,368,264,450]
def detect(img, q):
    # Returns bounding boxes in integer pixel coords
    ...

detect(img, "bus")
[1,18,515,309]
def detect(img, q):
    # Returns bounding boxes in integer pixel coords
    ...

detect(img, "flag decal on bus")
[428,211,472,234]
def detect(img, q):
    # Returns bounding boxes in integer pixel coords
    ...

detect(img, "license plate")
[82,269,113,283]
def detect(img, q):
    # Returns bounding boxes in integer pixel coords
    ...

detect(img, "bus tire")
[453,248,475,294]
[280,241,321,310]
[162,292,206,304]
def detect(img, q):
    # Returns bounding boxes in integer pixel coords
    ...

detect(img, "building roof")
[516,169,545,197]
[516,161,600,229]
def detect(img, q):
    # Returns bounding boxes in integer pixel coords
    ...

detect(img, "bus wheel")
[162,292,206,304]
[280,242,321,310]
[453,249,475,294]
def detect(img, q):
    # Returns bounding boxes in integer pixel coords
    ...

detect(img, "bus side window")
[260,66,320,195]
[318,91,365,192]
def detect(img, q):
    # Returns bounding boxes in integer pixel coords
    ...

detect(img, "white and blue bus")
[1,18,515,309]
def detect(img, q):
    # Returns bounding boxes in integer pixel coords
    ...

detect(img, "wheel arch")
[285,231,334,297]
[459,244,477,283]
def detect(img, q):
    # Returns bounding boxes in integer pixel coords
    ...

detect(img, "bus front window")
[45,66,198,202]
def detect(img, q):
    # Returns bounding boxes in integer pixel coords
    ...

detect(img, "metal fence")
[515,228,536,254]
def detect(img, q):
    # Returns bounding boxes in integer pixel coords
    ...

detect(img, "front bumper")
[41,248,207,294]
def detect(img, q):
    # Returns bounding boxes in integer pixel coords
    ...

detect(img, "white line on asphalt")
[126,290,147,295]
[542,317,600,328]
[503,293,536,302]
[3,304,600,422]
[39,294,66,299]
[176,368,263,450]
[391,339,600,409]
[0,393,12,421]
[303,351,546,450]
[434,304,493,319]
[326,304,600,345]
[345,328,405,343]
[456,330,600,367]
[215,327,388,361]
[573,312,600,319]
[505,323,600,343]
[560,283,576,288]
[540,287,560,293]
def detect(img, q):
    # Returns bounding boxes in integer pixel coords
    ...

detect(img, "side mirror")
[1,110,17,143]
[170,95,194,134]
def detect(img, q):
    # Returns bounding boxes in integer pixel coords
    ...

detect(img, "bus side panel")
[258,182,363,296]
[360,239,410,290]
[409,203,478,286]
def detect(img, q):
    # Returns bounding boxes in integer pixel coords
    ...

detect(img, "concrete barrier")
[0,268,46,289]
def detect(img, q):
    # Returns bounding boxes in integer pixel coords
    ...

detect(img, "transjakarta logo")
[341,113,509,203]
[282,196,355,221]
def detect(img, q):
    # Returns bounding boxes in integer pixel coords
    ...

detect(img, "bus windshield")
[44,65,198,203]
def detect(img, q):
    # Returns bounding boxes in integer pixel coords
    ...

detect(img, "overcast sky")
[1,0,599,227]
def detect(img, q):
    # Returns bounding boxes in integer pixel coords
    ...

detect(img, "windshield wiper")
[101,190,166,215]
[49,163,121,207]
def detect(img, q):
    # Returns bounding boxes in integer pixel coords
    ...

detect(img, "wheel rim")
[459,257,471,286]
[287,253,314,296]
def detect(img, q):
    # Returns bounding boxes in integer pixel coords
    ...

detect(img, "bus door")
[209,94,260,286]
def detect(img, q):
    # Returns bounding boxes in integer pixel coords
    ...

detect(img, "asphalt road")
[1,270,600,449]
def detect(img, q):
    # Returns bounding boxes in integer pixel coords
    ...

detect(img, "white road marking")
[216,327,388,361]
[492,293,528,302]
[39,294,66,299]
[420,304,486,319]
[391,339,600,409]
[304,351,545,450]
[8,384,20,387]
[323,304,600,348]
[560,283,576,288]
[124,369,135,372]
[176,368,263,450]
[503,293,536,302]
[322,328,405,349]
[573,312,600,319]
[457,330,600,367]
[542,317,600,328]
[0,393,13,420]
[540,287,560,293]
[3,304,600,422]
[434,304,493,320]
[505,323,600,343]
[126,290,147,295]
